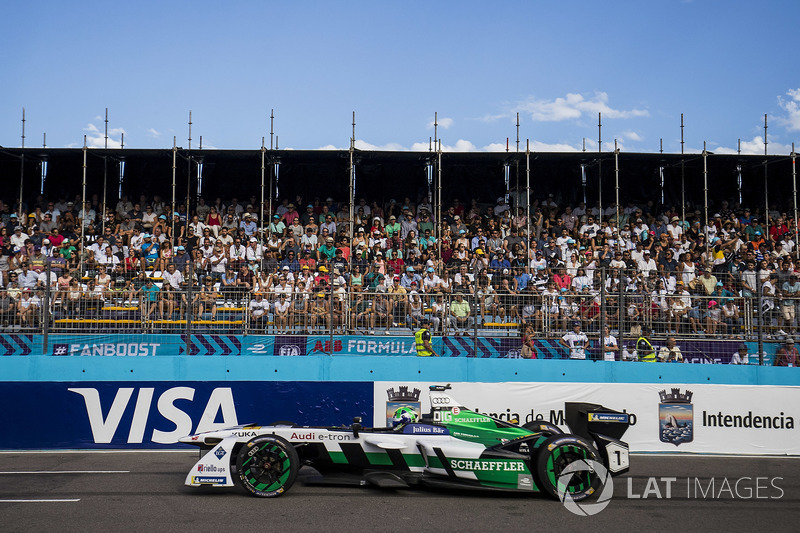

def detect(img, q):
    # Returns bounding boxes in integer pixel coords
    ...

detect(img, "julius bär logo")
[659,388,694,446]
[385,386,421,427]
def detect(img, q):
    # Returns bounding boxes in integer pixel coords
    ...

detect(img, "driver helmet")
[391,406,418,427]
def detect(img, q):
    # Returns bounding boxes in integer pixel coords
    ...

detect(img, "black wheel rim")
[241,441,292,492]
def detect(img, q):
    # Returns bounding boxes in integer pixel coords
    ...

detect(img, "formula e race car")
[181,385,630,500]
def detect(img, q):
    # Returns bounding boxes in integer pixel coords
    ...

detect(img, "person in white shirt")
[162,263,184,290]
[666,216,684,240]
[560,321,589,360]
[602,325,618,361]
[637,250,658,278]
[249,292,270,331]
[730,343,750,365]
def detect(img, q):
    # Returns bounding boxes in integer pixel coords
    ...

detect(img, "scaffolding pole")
[171,137,177,249]
[80,137,87,276]
[526,139,531,275]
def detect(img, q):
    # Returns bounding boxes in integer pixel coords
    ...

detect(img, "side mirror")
[351,417,362,438]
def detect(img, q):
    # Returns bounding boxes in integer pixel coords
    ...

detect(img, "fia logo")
[279,344,301,356]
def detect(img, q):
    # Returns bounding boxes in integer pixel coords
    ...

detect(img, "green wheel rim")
[242,442,292,492]
[546,444,593,495]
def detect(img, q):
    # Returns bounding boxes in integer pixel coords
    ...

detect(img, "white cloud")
[621,130,642,142]
[147,128,161,139]
[83,122,126,148]
[777,88,800,131]
[427,116,453,130]
[516,92,649,122]
[712,136,794,155]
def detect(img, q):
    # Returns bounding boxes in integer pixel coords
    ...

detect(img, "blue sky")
[2,1,799,154]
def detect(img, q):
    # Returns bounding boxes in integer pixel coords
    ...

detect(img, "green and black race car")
[181,385,630,501]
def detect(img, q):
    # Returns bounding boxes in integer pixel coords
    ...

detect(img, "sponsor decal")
[53,344,68,356]
[192,476,227,484]
[214,448,226,460]
[659,388,693,446]
[701,411,795,429]
[233,431,259,437]
[403,424,448,435]
[272,336,307,356]
[312,340,343,353]
[385,386,422,427]
[348,339,416,355]
[287,432,352,441]
[197,464,227,473]
[55,343,160,356]
[518,474,533,490]
[450,459,527,472]
[68,387,238,444]
[588,412,630,423]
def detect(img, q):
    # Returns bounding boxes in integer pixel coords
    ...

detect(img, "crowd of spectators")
[1,191,799,340]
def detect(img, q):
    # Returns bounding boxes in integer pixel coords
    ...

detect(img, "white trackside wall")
[374,382,800,455]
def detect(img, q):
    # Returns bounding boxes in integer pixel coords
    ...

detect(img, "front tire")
[533,435,602,502]
[237,435,299,497]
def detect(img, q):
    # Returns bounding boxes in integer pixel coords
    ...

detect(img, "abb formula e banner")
[0,381,373,449]
[374,382,800,456]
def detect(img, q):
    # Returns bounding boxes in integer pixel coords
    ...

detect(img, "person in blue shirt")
[489,250,511,272]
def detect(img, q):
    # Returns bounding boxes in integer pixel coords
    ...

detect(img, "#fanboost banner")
[373,382,800,455]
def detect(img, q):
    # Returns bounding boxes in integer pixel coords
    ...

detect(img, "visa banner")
[0,381,373,449]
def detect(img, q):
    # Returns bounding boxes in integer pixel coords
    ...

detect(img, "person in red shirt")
[774,338,799,367]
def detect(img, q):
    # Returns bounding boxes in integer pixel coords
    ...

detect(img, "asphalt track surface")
[1,451,798,532]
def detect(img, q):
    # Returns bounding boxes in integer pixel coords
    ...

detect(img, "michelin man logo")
[558,459,613,516]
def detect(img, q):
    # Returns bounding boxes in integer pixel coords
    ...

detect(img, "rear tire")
[237,435,299,497]
[533,434,602,502]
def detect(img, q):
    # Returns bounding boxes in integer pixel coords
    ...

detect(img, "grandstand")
[1,146,799,364]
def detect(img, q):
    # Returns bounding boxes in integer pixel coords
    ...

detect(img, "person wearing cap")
[239,213,258,237]
[400,266,421,289]
[248,291,269,332]
[314,265,330,288]
[308,290,329,333]
[414,318,439,356]
[774,338,799,367]
[10,225,29,249]
[731,343,752,365]
[635,329,657,362]
[559,320,589,360]
[318,236,337,261]
[384,215,400,238]
[637,248,657,279]
[138,233,159,272]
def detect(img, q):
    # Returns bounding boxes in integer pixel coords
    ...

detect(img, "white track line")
[0,470,129,475]
[0,499,80,503]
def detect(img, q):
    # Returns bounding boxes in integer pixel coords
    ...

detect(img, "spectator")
[773,338,799,367]
[560,321,589,360]
[658,336,684,362]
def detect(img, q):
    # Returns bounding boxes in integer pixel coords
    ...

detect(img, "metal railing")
[0,264,793,363]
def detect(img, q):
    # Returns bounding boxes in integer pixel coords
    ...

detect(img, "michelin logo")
[193,476,226,484]
[588,413,630,423]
